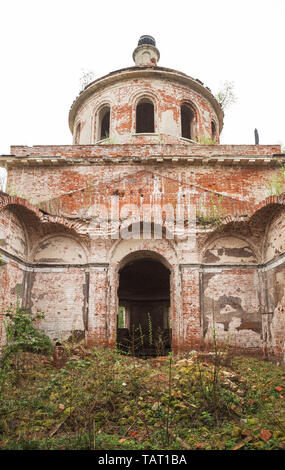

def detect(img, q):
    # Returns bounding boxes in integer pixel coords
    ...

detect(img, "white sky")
[0,0,284,158]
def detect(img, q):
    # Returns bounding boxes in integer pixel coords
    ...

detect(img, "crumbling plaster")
[0,37,284,360]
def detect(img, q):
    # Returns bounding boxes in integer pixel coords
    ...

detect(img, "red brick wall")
[87,268,108,347]
[179,267,202,351]
[201,268,262,353]
[0,144,284,360]
[30,269,86,341]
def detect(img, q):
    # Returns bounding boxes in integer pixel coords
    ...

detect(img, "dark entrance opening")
[117,257,171,357]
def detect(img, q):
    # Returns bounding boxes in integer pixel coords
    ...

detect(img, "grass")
[0,345,284,450]
[266,164,285,196]
[197,194,226,227]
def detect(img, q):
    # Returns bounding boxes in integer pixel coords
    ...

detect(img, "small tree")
[266,164,285,196]
[215,81,237,110]
[79,69,95,91]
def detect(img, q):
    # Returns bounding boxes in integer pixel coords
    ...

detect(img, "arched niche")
[264,208,285,262]
[110,236,177,268]
[33,235,87,264]
[108,237,179,355]
[203,236,257,264]
[0,207,28,259]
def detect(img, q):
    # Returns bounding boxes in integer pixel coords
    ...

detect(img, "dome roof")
[137,35,156,47]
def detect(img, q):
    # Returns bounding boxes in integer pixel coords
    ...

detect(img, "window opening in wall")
[211,121,216,142]
[181,103,194,140]
[75,123,81,144]
[99,107,110,140]
[136,99,155,133]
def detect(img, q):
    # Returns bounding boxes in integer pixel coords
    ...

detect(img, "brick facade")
[0,37,284,361]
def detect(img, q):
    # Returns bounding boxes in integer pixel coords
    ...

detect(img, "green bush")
[2,304,53,359]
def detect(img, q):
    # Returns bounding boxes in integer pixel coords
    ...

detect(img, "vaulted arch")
[202,235,258,264]
[263,207,285,262]
[0,206,28,259]
[32,234,88,264]
[117,250,171,356]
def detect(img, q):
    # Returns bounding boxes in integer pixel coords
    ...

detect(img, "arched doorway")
[117,254,171,356]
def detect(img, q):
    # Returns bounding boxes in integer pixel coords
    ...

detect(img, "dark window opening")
[211,121,216,141]
[136,100,155,133]
[100,109,110,140]
[181,104,194,140]
[117,258,171,357]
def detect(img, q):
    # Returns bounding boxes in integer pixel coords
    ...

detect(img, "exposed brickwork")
[87,268,108,345]
[0,40,284,361]
[202,268,262,351]
[30,270,86,340]
[8,143,281,158]
[180,267,202,351]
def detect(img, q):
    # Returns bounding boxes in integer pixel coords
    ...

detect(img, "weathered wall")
[30,269,86,340]
[33,235,87,264]
[0,151,284,359]
[69,71,221,145]
[201,268,262,352]
[86,267,108,346]
[264,209,285,262]
[0,41,283,359]
[5,146,281,211]
[261,208,285,360]
[201,235,262,352]
[180,267,202,351]
[262,264,285,362]
[4,146,280,258]
[0,208,27,259]
[0,262,24,345]
[203,236,257,264]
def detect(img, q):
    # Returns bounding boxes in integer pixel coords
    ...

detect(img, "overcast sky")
[0,0,284,159]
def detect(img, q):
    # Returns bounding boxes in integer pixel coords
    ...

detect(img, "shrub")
[1,304,53,360]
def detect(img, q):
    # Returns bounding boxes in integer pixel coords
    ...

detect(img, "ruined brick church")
[0,36,284,361]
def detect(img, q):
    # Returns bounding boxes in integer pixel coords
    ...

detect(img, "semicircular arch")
[32,233,88,264]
